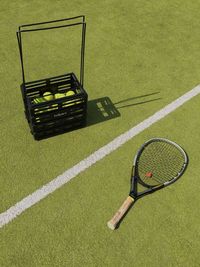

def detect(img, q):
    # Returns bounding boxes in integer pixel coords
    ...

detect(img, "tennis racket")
[107,138,188,230]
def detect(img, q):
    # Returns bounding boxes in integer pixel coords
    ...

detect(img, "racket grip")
[107,196,134,230]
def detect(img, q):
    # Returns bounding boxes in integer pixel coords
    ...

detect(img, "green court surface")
[0,0,200,266]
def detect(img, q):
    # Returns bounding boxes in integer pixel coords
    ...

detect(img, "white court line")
[1,85,200,228]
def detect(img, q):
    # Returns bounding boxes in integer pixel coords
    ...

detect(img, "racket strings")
[138,141,186,186]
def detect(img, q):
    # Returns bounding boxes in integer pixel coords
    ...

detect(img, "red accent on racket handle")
[107,196,134,230]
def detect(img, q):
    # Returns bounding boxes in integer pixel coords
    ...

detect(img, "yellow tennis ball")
[43,92,54,101]
[65,90,75,97]
[33,97,45,114]
[63,90,76,107]
[33,97,45,104]
[54,93,66,99]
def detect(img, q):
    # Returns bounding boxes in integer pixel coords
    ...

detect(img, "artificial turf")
[0,0,200,266]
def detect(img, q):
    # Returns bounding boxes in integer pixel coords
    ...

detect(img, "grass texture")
[0,0,200,266]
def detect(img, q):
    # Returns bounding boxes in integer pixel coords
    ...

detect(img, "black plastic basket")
[17,15,88,140]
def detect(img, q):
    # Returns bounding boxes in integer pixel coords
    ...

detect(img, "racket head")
[131,138,188,190]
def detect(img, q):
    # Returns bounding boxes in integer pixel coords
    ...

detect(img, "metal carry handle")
[16,15,86,87]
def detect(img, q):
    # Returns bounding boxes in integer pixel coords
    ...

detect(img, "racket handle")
[107,196,134,230]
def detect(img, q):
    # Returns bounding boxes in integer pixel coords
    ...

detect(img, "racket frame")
[129,138,188,199]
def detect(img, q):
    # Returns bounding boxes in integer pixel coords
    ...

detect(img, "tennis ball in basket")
[43,92,54,101]
[63,90,76,107]
[54,93,66,99]
[33,97,45,104]
[65,90,75,97]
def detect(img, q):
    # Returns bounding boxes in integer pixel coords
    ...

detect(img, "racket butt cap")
[107,221,116,230]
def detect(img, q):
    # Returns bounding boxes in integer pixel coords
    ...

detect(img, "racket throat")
[130,175,138,198]
[129,192,137,199]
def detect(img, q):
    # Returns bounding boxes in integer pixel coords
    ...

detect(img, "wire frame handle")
[16,15,86,87]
